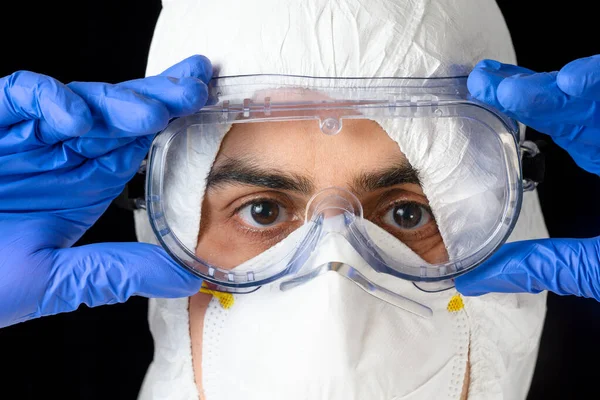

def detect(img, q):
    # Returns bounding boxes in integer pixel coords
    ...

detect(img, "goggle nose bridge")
[304,187,364,223]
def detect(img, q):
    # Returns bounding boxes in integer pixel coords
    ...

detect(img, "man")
[0,0,599,398]
[135,0,546,398]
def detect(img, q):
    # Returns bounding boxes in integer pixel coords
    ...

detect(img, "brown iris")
[392,202,427,229]
[250,201,280,225]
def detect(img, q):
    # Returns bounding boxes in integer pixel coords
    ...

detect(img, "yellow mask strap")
[447,294,465,313]
[199,282,235,309]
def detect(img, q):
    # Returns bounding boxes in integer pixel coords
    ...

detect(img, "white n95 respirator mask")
[199,269,470,400]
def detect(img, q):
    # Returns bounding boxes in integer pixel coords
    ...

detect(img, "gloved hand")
[0,55,210,328]
[456,55,600,299]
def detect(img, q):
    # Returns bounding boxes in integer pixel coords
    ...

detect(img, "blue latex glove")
[0,55,210,328]
[456,55,600,299]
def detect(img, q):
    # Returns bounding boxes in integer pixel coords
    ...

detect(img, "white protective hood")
[135,0,549,399]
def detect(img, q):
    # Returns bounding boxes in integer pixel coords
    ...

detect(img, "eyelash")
[373,200,436,237]
[230,197,283,217]
[228,192,436,243]
[230,197,298,241]
[381,200,433,218]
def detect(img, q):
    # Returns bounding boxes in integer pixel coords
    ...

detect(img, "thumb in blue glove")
[456,237,600,300]
[0,55,211,328]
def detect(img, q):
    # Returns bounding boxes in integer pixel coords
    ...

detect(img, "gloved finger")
[0,136,143,178]
[0,143,85,176]
[86,134,152,183]
[62,136,139,159]
[469,59,600,149]
[0,137,150,219]
[0,120,48,155]
[65,81,171,137]
[57,135,153,218]
[0,71,93,138]
[455,237,600,300]
[0,56,212,147]
[115,75,208,117]
[496,72,600,129]
[157,54,213,83]
[113,55,212,117]
[467,59,536,109]
[0,119,139,159]
[557,54,600,101]
[498,112,600,175]
[41,243,203,317]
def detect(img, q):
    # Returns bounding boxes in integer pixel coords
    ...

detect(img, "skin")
[188,119,468,399]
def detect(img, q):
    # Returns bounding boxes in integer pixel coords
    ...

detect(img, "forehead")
[214,119,408,170]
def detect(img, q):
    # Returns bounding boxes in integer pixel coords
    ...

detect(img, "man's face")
[196,119,448,267]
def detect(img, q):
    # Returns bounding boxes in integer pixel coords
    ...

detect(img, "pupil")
[393,203,422,229]
[251,201,279,225]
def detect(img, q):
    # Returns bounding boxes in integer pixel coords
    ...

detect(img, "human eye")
[196,191,304,269]
[369,190,440,244]
[236,199,290,228]
[373,198,446,262]
[381,201,433,231]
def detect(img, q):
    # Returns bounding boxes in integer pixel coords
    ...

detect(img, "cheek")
[196,227,250,269]
[406,234,449,264]
[196,196,254,269]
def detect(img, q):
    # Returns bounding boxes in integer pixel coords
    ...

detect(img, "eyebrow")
[206,157,315,194]
[206,157,420,195]
[351,163,421,194]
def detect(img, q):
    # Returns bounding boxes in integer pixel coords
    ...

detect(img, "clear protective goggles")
[145,75,540,296]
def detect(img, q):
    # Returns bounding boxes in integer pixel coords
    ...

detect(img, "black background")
[1,1,599,399]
